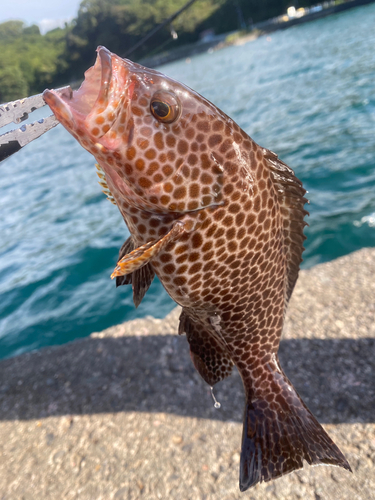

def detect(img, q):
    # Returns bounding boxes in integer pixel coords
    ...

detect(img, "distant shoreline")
[140,0,375,68]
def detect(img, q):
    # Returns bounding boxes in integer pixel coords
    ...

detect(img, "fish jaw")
[44,47,163,216]
[44,46,230,217]
[43,46,129,151]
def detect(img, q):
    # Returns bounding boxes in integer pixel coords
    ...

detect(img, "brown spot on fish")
[43,45,351,493]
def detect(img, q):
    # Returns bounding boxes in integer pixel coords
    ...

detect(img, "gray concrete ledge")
[0,248,374,499]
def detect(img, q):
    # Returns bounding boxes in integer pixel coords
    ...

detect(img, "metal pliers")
[0,86,72,163]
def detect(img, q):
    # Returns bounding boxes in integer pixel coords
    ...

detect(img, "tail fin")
[240,369,352,491]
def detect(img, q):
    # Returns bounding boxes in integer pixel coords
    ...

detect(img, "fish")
[43,46,351,491]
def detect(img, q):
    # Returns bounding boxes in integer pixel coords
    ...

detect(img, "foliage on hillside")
[0,0,322,101]
[0,21,68,102]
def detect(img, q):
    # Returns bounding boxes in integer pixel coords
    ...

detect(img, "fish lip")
[43,87,75,125]
[96,46,112,107]
[44,46,116,128]
[68,46,113,120]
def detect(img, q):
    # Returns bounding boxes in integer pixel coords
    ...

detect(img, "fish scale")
[43,45,351,491]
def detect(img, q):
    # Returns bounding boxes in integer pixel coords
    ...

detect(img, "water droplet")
[210,386,221,409]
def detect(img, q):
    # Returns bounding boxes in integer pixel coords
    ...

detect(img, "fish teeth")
[95,163,106,178]
[101,187,111,196]
[95,163,117,205]
[102,191,117,205]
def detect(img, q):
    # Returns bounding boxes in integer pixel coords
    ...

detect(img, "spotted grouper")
[43,46,351,490]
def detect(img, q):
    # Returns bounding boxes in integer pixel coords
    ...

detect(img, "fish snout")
[83,47,128,142]
[44,46,131,152]
[43,87,74,127]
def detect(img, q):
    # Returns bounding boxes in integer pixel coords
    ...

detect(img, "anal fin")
[115,236,155,308]
[179,311,233,386]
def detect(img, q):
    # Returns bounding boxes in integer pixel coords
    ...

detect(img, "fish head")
[43,46,230,215]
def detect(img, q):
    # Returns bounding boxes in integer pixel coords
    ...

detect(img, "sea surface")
[1,3,374,359]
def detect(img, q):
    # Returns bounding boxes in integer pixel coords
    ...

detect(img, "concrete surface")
[0,248,374,499]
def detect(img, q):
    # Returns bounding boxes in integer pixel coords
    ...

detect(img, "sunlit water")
[1,3,374,359]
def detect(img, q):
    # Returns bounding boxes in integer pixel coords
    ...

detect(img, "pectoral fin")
[111,218,192,279]
[115,237,155,308]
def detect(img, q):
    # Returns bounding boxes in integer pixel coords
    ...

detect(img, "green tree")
[0,65,28,103]
[0,0,323,101]
[0,20,24,42]
[63,0,224,78]
[0,21,69,100]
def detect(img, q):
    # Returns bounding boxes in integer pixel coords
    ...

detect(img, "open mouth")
[69,46,113,118]
[43,47,126,137]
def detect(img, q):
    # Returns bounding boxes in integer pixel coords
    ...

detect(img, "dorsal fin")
[95,163,117,205]
[264,149,309,303]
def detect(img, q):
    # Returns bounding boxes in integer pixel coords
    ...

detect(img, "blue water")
[1,4,375,359]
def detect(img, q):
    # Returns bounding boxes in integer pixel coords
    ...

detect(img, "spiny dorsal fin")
[95,163,117,205]
[264,149,309,303]
[115,236,155,308]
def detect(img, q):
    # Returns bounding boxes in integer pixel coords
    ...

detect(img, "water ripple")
[0,3,374,358]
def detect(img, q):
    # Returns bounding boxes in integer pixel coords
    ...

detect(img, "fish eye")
[150,91,180,124]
